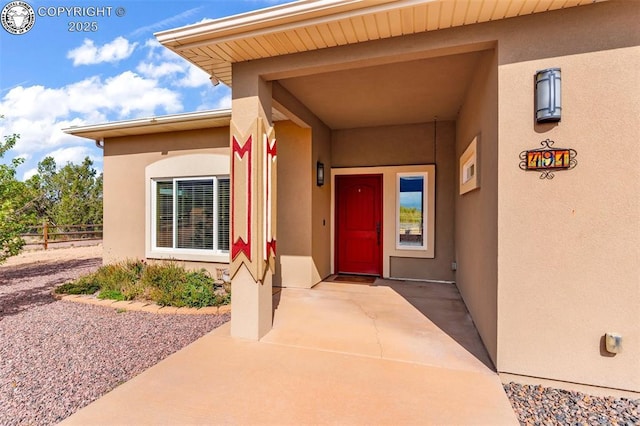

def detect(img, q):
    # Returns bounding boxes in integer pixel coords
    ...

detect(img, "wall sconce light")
[316,161,325,186]
[535,68,561,123]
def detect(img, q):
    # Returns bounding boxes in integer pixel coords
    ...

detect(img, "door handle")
[376,222,381,245]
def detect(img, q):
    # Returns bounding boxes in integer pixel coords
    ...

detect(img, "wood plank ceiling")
[157,0,603,87]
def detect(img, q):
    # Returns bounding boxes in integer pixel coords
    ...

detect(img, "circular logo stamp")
[1,1,35,35]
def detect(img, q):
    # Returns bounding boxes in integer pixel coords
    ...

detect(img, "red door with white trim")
[336,174,382,276]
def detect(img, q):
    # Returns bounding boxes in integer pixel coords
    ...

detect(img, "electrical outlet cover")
[605,333,622,354]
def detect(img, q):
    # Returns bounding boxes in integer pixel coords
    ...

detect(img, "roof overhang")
[63,109,231,141]
[156,0,604,87]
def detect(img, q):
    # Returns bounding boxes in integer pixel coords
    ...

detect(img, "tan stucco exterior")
[67,0,640,392]
[101,128,229,275]
[496,30,640,390]
[456,48,499,367]
[231,0,640,391]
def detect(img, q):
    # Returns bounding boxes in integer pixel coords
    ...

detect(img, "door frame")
[334,173,383,276]
[330,165,437,279]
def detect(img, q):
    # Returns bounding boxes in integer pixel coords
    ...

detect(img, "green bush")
[98,289,124,301]
[142,262,188,307]
[55,275,100,295]
[181,270,215,308]
[83,259,147,301]
[55,259,230,308]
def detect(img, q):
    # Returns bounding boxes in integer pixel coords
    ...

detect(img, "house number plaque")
[519,139,577,179]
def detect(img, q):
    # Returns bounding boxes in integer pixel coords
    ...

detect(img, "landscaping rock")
[0,249,229,425]
[504,382,640,425]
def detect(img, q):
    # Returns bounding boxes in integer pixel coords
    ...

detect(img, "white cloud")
[1,32,219,180]
[22,167,37,181]
[176,64,210,88]
[194,87,232,111]
[192,18,214,25]
[215,94,232,109]
[45,146,101,167]
[130,7,204,37]
[136,40,210,89]
[67,37,138,66]
[0,72,183,155]
[136,61,184,79]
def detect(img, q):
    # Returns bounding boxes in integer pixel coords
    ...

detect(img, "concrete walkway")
[62,279,518,425]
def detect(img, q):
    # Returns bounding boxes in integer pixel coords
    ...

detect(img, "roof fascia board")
[64,109,231,137]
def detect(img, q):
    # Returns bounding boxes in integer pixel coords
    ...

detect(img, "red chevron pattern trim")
[231,134,252,261]
[267,136,277,157]
[264,134,276,261]
[266,240,276,259]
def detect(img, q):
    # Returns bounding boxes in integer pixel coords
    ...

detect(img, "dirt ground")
[0,244,103,319]
[2,244,103,268]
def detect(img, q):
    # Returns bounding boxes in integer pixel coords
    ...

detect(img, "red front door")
[336,174,382,276]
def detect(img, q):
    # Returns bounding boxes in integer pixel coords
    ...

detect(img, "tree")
[1,115,103,263]
[0,129,33,263]
[26,156,103,227]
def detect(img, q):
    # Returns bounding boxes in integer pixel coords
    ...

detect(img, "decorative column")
[229,76,276,340]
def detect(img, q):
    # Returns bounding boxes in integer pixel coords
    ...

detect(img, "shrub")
[91,263,137,293]
[142,262,188,307]
[56,259,230,308]
[98,289,124,301]
[55,275,100,295]
[181,270,215,308]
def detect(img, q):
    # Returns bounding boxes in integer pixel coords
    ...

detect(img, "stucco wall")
[260,0,639,390]
[273,83,333,286]
[102,127,229,275]
[496,23,640,390]
[332,122,456,281]
[311,121,332,283]
[455,50,499,366]
[230,0,638,390]
[273,120,314,287]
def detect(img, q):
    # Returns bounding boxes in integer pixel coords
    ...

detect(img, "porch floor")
[61,279,517,425]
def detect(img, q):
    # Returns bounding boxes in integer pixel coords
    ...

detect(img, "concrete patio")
[62,279,518,425]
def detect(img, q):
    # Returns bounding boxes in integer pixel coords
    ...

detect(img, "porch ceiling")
[156,0,604,88]
[278,50,485,129]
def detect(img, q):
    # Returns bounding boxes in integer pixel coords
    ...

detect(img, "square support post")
[230,75,277,340]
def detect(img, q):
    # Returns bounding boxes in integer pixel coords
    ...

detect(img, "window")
[397,173,427,250]
[153,177,229,254]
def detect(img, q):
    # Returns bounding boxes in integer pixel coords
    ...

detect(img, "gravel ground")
[0,247,229,425]
[504,382,640,425]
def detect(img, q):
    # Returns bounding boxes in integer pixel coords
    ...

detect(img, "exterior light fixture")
[535,68,561,123]
[316,161,325,186]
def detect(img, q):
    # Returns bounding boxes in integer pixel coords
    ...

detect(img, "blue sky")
[0,0,289,180]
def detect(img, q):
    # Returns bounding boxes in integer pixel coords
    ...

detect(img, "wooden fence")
[21,222,103,250]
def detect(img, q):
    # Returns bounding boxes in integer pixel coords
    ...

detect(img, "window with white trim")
[396,172,427,250]
[152,177,229,254]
